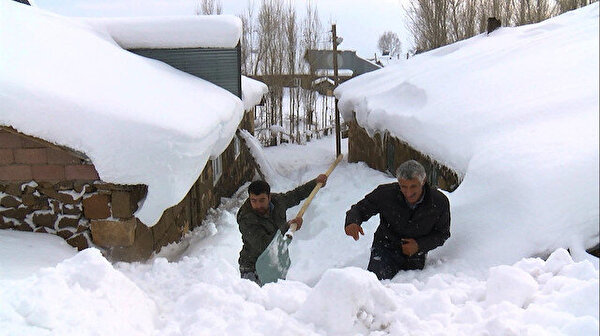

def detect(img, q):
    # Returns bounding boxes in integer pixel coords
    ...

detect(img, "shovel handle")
[286,154,343,238]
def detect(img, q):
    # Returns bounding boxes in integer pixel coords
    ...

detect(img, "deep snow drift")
[335,4,599,266]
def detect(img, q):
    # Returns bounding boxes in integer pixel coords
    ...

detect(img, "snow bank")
[0,248,157,335]
[292,249,598,335]
[335,4,599,265]
[0,2,244,226]
[296,267,397,334]
[0,230,77,280]
[84,15,242,49]
[4,221,596,335]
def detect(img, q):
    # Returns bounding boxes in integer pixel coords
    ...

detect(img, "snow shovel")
[255,154,344,284]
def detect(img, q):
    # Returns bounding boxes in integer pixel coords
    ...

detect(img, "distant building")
[305,50,381,76]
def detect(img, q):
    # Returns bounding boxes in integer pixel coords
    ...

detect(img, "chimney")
[487,17,501,34]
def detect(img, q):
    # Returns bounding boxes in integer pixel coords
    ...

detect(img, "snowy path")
[112,136,598,335]
[1,136,598,335]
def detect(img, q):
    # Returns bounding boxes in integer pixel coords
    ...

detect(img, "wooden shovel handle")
[287,154,343,236]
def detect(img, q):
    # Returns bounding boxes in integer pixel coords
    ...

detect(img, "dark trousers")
[367,243,425,280]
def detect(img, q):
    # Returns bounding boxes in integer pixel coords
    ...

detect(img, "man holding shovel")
[345,160,451,280]
[237,175,327,284]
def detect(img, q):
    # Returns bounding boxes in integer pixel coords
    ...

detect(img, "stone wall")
[347,119,462,191]
[111,129,257,261]
[1,118,258,261]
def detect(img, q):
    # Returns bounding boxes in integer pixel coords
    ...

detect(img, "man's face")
[249,193,271,215]
[399,177,425,205]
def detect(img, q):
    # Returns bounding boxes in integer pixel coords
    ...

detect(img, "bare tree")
[515,0,554,25]
[377,31,402,56]
[198,0,222,15]
[406,0,579,54]
[447,0,478,40]
[239,0,257,75]
[300,0,322,133]
[556,0,597,13]
[237,0,330,145]
[406,0,450,52]
[283,4,301,138]
[255,0,288,135]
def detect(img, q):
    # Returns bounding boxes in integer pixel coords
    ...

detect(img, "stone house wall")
[347,119,462,192]
[0,126,101,250]
[1,110,258,261]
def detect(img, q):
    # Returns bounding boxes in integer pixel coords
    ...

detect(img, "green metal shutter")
[130,46,242,98]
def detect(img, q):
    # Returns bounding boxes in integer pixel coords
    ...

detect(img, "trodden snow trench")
[106,136,598,336]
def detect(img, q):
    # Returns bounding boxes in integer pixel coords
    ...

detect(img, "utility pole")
[332,24,341,157]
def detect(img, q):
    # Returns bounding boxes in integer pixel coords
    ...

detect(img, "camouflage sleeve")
[279,179,317,210]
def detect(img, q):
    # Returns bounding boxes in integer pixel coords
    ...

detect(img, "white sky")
[33,0,413,58]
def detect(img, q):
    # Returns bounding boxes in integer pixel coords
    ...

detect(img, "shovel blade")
[255,233,291,284]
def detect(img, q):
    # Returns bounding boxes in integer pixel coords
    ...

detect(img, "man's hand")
[289,217,303,230]
[316,174,328,186]
[345,223,364,241]
[401,238,419,256]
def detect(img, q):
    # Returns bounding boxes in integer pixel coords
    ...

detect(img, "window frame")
[212,155,223,186]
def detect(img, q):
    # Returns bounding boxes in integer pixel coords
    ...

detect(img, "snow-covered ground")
[1,136,598,335]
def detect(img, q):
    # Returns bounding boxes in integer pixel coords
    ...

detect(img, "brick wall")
[347,119,462,192]
[0,128,98,182]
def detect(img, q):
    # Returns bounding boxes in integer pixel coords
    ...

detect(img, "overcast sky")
[32,0,413,59]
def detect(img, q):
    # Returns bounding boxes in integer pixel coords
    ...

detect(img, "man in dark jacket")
[345,160,450,280]
[238,175,327,284]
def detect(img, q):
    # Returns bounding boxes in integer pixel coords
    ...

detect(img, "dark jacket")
[237,179,317,273]
[345,182,450,253]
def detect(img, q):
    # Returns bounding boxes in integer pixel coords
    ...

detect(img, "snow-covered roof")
[83,15,242,49]
[241,76,268,111]
[0,2,245,226]
[335,4,599,262]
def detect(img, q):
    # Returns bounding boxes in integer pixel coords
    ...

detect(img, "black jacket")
[237,179,317,273]
[345,182,450,253]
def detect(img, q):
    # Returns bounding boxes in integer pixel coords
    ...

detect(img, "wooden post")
[332,24,341,158]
